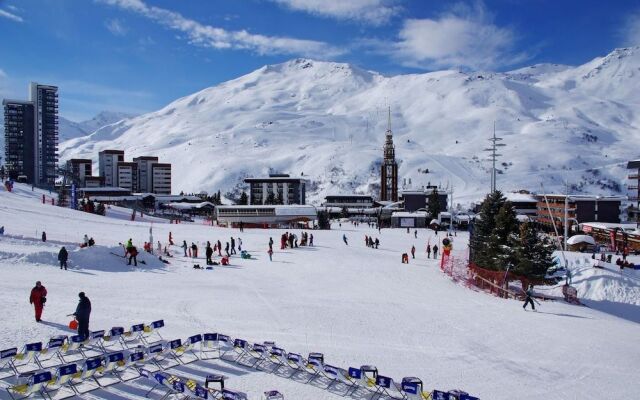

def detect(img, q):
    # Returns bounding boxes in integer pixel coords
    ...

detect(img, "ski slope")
[0,184,639,399]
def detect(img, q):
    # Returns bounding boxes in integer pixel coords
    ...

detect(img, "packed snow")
[59,47,640,204]
[0,184,639,399]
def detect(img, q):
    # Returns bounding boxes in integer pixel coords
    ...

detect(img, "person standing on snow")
[127,245,138,266]
[309,234,314,246]
[225,242,230,257]
[30,281,47,322]
[269,237,274,252]
[41,231,47,242]
[343,234,348,245]
[238,238,242,252]
[411,245,416,259]
[268,247,273,261]
[84,234,90,246]
[230,237,236,255]
[58,246,68,270]
[191,242,198,258]
[427,244,432,259]
[414,230,417,239]
[523,285,536,311]
[206,241,213,265]
[73,292,91,340]
[432,245,438,259]
[182,240,188,257]
[217,240,222,256]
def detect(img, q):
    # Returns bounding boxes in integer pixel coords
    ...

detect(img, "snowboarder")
[30,281,47,322]
[73,292,91,340]
[411,245,416,259]
[58,246,68,270]
[427,245,431,259]
[433,245,438,259]
[41,231,47,242]
[230,237,236,255]
[343,234,348,245]
[127,246,138,266]
[523,285,536,311]
[182,240,188,257]
[309,234,314,246]
[206,241,213,265]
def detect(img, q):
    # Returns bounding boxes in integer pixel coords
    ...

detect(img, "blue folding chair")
[11,342,42,374]
[371,375,406,400]
[0,347,18,378]
[402,377,432,400]
[263,390,284,400]
[36,337,66,368]
[101,327,126,351]
[6,370,52,400]
[201,333,231,360]
[42,363,81,399]
[142,320,165,344]
[120,323,145,348]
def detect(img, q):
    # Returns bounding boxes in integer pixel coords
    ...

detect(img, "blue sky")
[1,0,639,121]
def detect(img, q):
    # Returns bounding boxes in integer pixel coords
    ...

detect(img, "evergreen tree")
[427,188,442,218]
[341,206,349,219]
[274,193,284,205]
[238,192,248,205]
[265,192,276,205]
[217,190,222,204]
[470,191,507,267]
[484,202,518,271]
[317,210,331,230]
[513,222,556,279]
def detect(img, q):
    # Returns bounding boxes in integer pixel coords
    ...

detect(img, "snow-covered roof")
[566,235,596,245]
[580,222,637,231]
[391,211,428,218]
[79,187,130,193]
[516,215,531,222]
[166,201,215,210]
[505,192,537,203]
[216,205,317,217]
[89,196,141,201]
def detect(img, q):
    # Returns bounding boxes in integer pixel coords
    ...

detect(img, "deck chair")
[431,390,450,400]
[267,347,288,373]
[11,342,42,373]
[371,375,405,400]
[184,377,211,399]
[175,334,202,364]
[141,369,186,400]
[448,390,479,400]
[142,320,165,344]
[360,365,379,391]
[345,366,373,396]
[247,343,269,369]
[230,339,250,363]
[58,334,90,363]
[285,353,307,378]
[201,333,231,360]
[402,377,432,400]
[42,363,81,400]
[304,352,324,383]
[101,327,125,351]
[263,390,284,400]
[159,339,184,368]
[205,374,227,393]
[0,348,18,378]
[36,337,66,368]
[94,351,135,386]
[84,330,106,355]
[5,370,52,400]
[321,364,357,394]
[68,356,103,394]
[145,341,172,370]
[221,389,248,400]
[120,323,145,348]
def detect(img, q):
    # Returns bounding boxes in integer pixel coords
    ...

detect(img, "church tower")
[380,107,398,202]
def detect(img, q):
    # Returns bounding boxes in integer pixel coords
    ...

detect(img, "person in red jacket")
[29,281,47,322]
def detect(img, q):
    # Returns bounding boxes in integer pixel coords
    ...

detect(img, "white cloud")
[271,0,399,25]
[620,10,640,46]
[105,18,128,36]
[380,2,526,70]
[99,0,344,57]
[0,8,23,22]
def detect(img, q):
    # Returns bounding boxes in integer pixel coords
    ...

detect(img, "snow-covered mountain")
[59,111,135,141]
[60,47,640,204]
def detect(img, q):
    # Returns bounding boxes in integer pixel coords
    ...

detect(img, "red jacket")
[30,286,47,305]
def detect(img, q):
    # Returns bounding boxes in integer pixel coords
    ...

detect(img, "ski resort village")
[1,1,640,400]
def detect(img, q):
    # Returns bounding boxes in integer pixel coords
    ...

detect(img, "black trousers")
[77,318,90,340]
[60,260,67,270]
[128,255,137,266]
[523,297,535,310]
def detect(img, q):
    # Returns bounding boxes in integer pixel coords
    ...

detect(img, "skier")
[182,240,188,257]
[269,237,274,252]
[309,234,314,246]
[41,231,47,242]
[29,281,47,322]
[523,285,536,311]
[206,241,213,265]
[411,245,416,259]
[230,237,236,255]
[217,240,222,256]
[427,244,431,259]
[58,246,68,270]
[127,245,138,266]
[343,234,348,245]
[73,292,92,340]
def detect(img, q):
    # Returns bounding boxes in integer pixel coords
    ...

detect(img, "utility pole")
[483,122,506,193]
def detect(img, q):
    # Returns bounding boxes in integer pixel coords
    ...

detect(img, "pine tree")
[427,188,441,218]
[484,202,518,271]
[265,192,275,205]
[238,192,248,205]
[513,222,556,280]
[470,191,507,266]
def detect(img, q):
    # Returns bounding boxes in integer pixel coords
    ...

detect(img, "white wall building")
[151,163,171,195]
[98,150,124,187]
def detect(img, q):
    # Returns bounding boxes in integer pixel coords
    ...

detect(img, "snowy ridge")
[57,47,640,203]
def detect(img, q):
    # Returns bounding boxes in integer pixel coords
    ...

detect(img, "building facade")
[66,159,92,186]
[29,83,58,187]
[98,150,124,187]
[323,195,374,209]
[401,189,448,213]
[116,162,137,192]
[3,100,35,182]
[151,163,171,194]
[245,174,307,205]
[133,156,159,193]
[380,108,398,202]
[627,160,640,227]
[536,194,623,231]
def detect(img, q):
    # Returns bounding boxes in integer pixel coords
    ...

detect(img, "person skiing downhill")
[30,281,47,322]
[523,285,536,311]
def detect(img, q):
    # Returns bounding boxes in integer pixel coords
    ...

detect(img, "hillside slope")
[60,47,640,204]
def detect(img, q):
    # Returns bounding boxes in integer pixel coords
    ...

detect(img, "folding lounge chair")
[345,366,373,397]
[447,390,479,400]
[36,337,66,368]
[120,323,145,348]
[221,389,248,400]
[141,369,186,400]
[263,390,284,400]
[101,327,125,351]
[9,343,43,374]
[205,375,248,400]
[142,320,165,344]
[0,348,18,378]
[304,352,324,383]
[5,370,52,400]
[201,333,232,360]
[230,339,250,363]
[93,351,133,386]
[58,335,90,363]
[360,365,379,391]
[185,377,211,399]
[247,343,269,369]
[321,364,357,394]
[402,377,432,400]
[267,347,289,374]
[42,363,81,400]
[68,356,104,394]
[285,353,307,379]
[144,342,169,371]
[174,335,202,364]
[371,375,406,400]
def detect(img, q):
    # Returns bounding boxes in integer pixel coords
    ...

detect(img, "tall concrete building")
[66,158,92,186]
[245,174,307,205]
[29,83,59,187]
[3,99,35,182]
[98,150,124,187]
[133,156,159,193]
[117,161,138,192]
[380,107,398,202]
[3,82,58,186]
[151,163,172,194]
